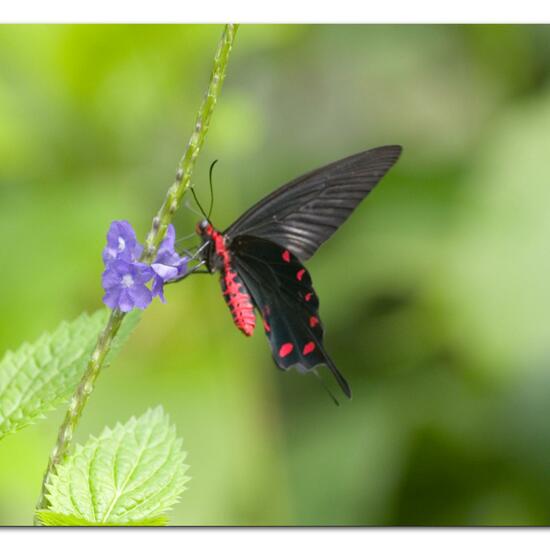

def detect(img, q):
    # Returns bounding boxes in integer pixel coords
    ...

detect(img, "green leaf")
[0,310,110,440]
[0,309,141,440]
[36,510,167,526]
[44,407,189,526]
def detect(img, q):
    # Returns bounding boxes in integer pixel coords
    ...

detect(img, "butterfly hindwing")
[230,235,351,397]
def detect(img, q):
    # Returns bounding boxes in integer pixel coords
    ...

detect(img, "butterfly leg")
[165,259,208,285]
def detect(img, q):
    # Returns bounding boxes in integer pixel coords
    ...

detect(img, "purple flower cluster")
[102,221,187,312]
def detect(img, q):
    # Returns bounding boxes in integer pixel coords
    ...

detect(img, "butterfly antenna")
[190,187,209,220]
[312,369,340,407]
[207,159,218,220]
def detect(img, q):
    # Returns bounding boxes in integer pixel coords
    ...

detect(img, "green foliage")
[4,25,550,526]
[36,510,167,526]
[42,407,189,526]
[0,310,107,439]
[0,309,140,441]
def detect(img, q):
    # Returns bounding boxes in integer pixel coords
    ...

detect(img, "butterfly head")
[196,219,213,238]
[195,219,223,273]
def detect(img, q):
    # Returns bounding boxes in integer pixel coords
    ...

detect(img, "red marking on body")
[282,250,291,263]
[303,341,316,355]
[309,316,319,328]
[297,269,306,281]
[279,343,294,358]
[204,223,256,336]
[222,269,256,336]
[304,292,312,302]
[263,318,271,333]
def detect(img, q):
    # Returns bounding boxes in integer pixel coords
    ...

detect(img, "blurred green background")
[1,24,550,525]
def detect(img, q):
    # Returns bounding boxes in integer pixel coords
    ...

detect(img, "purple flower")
[151,224,188,303]
[102,220,143,265]
[102,260,154,312]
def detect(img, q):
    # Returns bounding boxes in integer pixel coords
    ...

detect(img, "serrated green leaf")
[36,510,167,526]
[0,308,141,440]
[44,406,189,525]
[0,310,108,439]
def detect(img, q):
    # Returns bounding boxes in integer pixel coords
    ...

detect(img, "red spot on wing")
[304,292,312,302]
[309,316,319,328]
[279,343,294,358]
[282,250,291,262]
[263,318,271,332]
[303,342,316,355]
[297,269,306,281]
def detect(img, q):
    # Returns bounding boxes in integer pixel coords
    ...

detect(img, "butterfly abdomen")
[220,267,256,336]
[207,225,256,336]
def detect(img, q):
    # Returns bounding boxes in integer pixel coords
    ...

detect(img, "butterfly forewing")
[230,235,351,397]
[225,145,402,261]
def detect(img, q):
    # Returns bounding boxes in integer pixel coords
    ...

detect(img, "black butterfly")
[191,145,402,398]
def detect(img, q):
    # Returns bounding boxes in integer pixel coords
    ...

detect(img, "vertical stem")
[36,310,125,513]
[35,23,239,520]
[141,23,239,263]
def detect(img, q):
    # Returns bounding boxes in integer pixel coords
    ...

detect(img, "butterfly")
[190,145,402,398]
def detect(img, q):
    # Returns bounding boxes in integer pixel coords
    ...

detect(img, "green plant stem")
[35,23,239,520]
[141,23,239,262]
[35,309,125,514]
